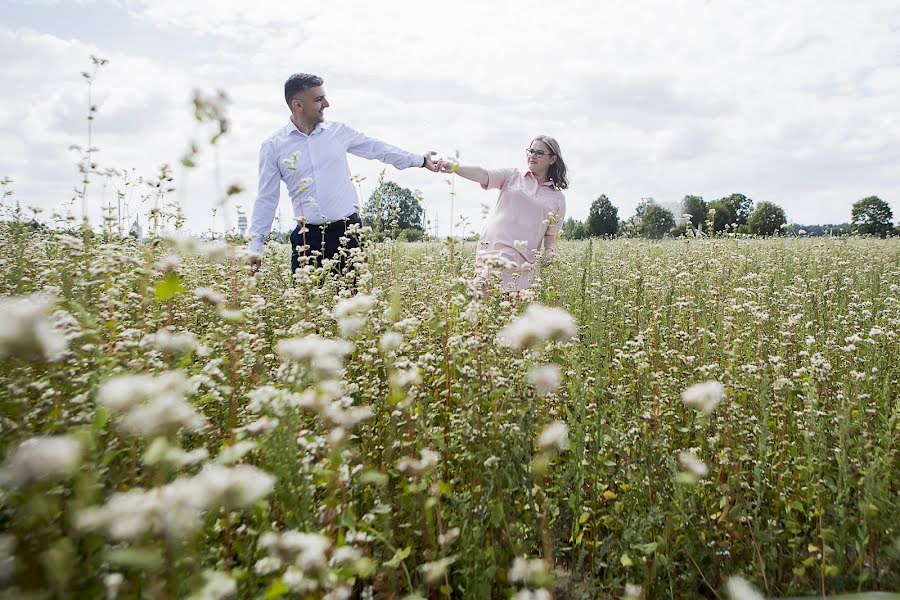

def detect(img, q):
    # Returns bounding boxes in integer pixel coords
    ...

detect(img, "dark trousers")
[290,213,362,275]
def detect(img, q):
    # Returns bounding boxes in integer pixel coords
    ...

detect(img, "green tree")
[851,196,894,237]
[681,195,707,230]
[362,179,424,236]
[634,199,675,239]
[715,193,754,226]
[747,201,787,236]
[587,195,619,237]
[561,218,589,240]
[707,201,734,233]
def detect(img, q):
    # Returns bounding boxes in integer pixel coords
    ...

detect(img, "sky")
[2,0,900,238]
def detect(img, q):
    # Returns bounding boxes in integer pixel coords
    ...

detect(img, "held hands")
[423,151,439,172]
[433,158,459,174]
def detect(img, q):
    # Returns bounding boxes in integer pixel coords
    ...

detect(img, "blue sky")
[2,0,899,236]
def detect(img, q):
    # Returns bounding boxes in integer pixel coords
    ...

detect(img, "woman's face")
[526,140,556,175]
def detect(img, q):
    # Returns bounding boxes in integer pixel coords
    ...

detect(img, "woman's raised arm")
[435,161,489,186]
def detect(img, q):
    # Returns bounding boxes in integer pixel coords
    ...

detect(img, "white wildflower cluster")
[499,304,578,351]
[77,464,275,540]
[98,371,206,437]
[0,435,82,489]
[143,437,209,468]
[332,294,375,337]
[277,335,354,379]
[378,331,403,353]
[187,570,236,600]
[259,530,331,578]
[143,328,203,355]
[678,450,709,478]
[537,421,569,452]
[725,576,765,600]
[508,556,550,591]
[527,363,561,396]
[194,287,226,307]
[681,380,725,414]
[397,448,440,477]
[0,294,68,361]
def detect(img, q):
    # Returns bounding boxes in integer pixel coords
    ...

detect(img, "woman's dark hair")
[284,73,324,105]
[532,135,568,190]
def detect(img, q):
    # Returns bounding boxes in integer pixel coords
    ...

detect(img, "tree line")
[562,194,897,239]
[357,176,896,241]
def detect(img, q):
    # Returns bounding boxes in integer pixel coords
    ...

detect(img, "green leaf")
[106,547,164,570]
[154,272,185,302]
[384,546,411,568]
[638,542,658,555]
[264,579,289,599]
[620,552,634,567]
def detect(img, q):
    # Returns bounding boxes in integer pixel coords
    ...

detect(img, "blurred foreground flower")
[498,304,577,351]
[0,435,82,489]
[681,380,725,414]
[537,421,569,452]
[725,576,765,600]
[0,294,68,361]
[527,364,561,396]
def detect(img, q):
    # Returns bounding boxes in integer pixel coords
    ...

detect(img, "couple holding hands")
[248,73,568,292]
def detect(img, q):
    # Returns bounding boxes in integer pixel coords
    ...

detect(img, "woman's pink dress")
[475,169,566,291]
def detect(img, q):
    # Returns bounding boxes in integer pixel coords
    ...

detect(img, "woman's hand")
[434,159,458,174]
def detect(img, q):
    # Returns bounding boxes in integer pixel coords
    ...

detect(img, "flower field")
[0,227,898,599]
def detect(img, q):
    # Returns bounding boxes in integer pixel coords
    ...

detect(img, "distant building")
[238,215,248,237]
[129,216,143,240]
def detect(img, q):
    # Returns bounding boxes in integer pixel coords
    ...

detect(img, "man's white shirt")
[249,120,425,253]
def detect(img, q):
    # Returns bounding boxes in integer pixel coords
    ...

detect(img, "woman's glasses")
[525,148,554,158]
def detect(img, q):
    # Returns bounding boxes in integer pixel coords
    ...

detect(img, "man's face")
[293,85,329,124]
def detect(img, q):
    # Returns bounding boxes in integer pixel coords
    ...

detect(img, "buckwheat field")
[1,213,898,599]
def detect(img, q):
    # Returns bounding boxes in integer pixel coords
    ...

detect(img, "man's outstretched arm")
[344,125,437,172]
[248,142,281,268]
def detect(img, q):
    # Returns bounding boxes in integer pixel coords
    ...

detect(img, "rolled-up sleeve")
[344,125,422,170]
[249,141,281,253]
[480,169,515,191]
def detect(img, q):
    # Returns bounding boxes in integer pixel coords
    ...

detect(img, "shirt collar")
[286,119,333,136]
[523,169,555,188]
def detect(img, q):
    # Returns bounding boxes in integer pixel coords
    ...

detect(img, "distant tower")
[129,215,142,240]
[238,214,248,237]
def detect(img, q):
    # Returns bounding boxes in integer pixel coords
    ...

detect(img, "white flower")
[103,572,124,599]
[277,335,353,378]
[261,531,331,573]
[725,576,765,600]
[194,287,225,307]
[499,304,577,351]
[397,448,440,476]
[144,328,200,354]
[97,371,191,413]
[323,587,352,600]
[0,435,82,488]
[333,294,375,320]
[420,556,455,584]
[681,380,725,414]
[512,590,551,600]
[282,567,318,593]
[77,465,275,541]
[0,294,68,361]
[379,331,403,352]
[119,392,206,437]
[196,464,275,510]
[188,571,236,600]
[330,546,362,566]
[254,556,283,575]
[624,583,642,600]
[509,556,547,584]
[527,364,561,396]
[678,451,708,478]
[242,416,280,436]
[155,254,181,273]
[390,365,421,388]
[215,441,256,465]
[438,527,460,547]
[338,316,366,337]
[537,421,569,451]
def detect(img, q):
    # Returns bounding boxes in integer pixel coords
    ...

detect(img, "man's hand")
[423,151,439,172]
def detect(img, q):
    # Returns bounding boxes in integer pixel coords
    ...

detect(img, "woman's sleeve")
[480,169,515,191]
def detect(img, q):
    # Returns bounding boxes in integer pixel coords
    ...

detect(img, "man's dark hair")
[284,73,324,106]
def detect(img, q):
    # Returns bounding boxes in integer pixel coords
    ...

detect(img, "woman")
[436,135,568,292]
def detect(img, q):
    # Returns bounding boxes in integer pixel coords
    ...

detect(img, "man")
[248,73,438,274]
